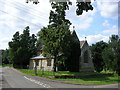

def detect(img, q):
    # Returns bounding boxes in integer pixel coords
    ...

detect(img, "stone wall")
[29,59,54,71]
[79,43,94,72]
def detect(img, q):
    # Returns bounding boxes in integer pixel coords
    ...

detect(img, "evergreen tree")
[36,1,93,72]
[9,26,37,68]
[65,30,80,72]
[90,41,108,72]
[2,49,10,64]
[9,31,21,68]
[102,35,120,75]
[38,24,72,72]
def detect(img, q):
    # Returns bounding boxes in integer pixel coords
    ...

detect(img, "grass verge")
[18,69,120,85]
[2,64,13,67]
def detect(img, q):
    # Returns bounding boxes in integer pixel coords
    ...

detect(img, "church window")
[84,50,89,63]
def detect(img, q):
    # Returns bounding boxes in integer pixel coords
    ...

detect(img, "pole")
[34,61,37,75]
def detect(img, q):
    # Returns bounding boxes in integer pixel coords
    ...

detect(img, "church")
[29,30,94,72]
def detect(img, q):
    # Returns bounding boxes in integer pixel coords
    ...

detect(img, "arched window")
[84,50,89,63]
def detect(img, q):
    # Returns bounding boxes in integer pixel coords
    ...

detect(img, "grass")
[18,69,103,77]
[2,64,13,67]
[56,76,120,85]
[18,69,120,85]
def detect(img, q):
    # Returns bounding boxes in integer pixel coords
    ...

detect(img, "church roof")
[30,55,46,60]
[80,41,85,47]
[80,40,88,48]
[71,30,80,42]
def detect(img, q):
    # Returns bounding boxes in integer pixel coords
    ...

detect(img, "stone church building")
[29,30,94,72]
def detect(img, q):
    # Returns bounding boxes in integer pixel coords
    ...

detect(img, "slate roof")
[80,41,85,47]
[30,55,46,60]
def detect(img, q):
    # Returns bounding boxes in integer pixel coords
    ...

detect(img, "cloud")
[102,20,110,27]
[102,27,118,35]
[79,34,109,45]
[0,37,10,49]
[66,2,96,30]
[102,20,118,35]
[0,0,51,49]
[97,0,118,19]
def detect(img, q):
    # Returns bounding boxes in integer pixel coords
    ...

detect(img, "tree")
[38,24,72,72]
[102,35,120,75]
[29,34,37,58]
[35,0,93,72]
[26,0,93,15]
[65,30,81,72]
[90,41,108,72]
[9,31,21,67]
[37,1,93,72]
[37,2,74,72]
[2,49,10,64]
[9,26,37,68]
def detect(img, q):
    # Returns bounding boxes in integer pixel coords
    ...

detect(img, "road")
[0,67,119,89]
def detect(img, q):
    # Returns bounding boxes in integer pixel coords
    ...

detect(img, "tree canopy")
[90,41,108,72]
[2,49,10,64]
[102,35,120,75]
[38,24,72,70]
[37,1,81,72]
[29,0,93,72]
[9,26,37,68]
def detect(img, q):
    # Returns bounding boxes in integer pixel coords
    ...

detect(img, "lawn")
[18,69,120,85]
[2,64,13,67]
[56,76,119,85]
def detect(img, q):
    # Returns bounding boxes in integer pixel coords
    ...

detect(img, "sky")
[0,0,119,50]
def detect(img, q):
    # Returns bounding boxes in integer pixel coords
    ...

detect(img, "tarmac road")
[1,67,119,89]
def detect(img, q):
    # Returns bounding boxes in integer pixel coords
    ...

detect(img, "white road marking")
[24,76,51,88]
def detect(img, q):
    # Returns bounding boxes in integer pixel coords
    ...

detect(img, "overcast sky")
[0,0,119,49]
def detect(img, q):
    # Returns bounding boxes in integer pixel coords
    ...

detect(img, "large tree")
[102,35,120,75]
[38,24,72,72]
[66,31,81,72]
[32,0,93,72]
[90,41,108,72]
[9,31,21,67]
[38,2,74,72]
[9,26,37,68]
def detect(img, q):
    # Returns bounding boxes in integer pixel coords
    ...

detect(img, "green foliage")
[27,0,93,15]
[37,2,73,72]
[9,26,37,68]
[76,0,93,15]
[2,49,10,64]
[66,31,81,72]
[90,41,108,72]
[9,31,21,66]
[37,1,93,72]
[49,2,72,27]
[38,24,72,72]
[102,35,120,75]
[19,69,119,85]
